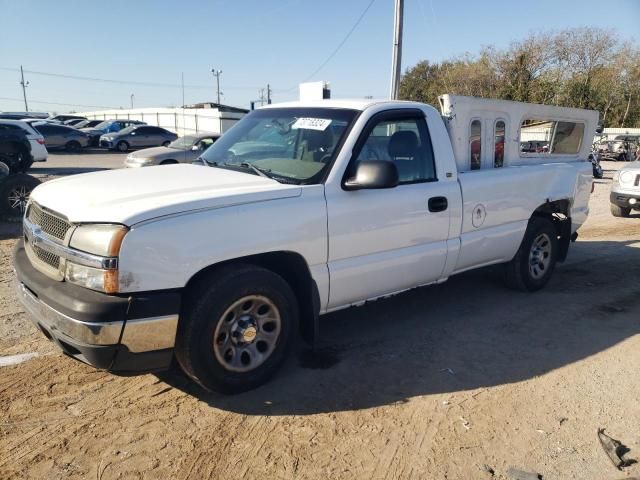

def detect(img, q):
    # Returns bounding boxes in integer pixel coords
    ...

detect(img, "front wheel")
[116,141,129,152]
[175,264,298,394]
[65,141,81,152]
[504,217,558,291]
[0,174,40,221]
[611,203,631,217]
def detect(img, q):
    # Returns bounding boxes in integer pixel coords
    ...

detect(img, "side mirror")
[344,160,399,191]
[191,145,200,151]
[130,132,136,135]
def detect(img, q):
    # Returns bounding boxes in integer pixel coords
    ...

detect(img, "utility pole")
[389,0,404,100]
[130,94,134,109]
[20,65,29,111]
[181,72,185,107]
[267,84,272,104]
[258,88,265,106]
[211,68,222,105]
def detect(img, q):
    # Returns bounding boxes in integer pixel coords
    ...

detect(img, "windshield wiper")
[235,162,274,180]
[202,160,278,181]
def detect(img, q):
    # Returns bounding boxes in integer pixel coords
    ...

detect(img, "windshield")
[200,107,358,184]
[168,135,198,150]
[118,125,137,135]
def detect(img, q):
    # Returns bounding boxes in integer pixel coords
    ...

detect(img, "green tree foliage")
[400,28,640,127]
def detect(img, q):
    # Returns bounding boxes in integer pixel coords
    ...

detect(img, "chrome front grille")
[32,244,61,269]
[24,202,71,280]
[27,203,71,241]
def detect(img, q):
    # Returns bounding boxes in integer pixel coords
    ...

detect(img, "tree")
[399,27,640,127]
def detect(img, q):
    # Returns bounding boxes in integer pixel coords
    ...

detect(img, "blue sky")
[1,0,638,113]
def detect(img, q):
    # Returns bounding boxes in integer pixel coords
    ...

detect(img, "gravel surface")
[0,160,638,479]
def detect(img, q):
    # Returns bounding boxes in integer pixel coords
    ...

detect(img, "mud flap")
[556,217,572,262]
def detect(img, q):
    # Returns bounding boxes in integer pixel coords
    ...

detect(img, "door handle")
[428,196,448,212]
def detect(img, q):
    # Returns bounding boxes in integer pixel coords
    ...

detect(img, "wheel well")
[532,199,572,262]
[184,251,320,345]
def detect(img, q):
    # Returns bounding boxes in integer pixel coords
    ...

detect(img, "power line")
[0,66,261,91]
[281,0,376,92]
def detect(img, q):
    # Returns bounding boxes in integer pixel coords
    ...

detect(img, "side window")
[199,138,215,149]
[520,119,584,155]
[136,127,152,134]
[469,119,481,170]
[352,116,436,184]
[494,120,505,168]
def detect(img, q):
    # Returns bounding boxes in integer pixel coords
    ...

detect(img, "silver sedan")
[123,132,220,167]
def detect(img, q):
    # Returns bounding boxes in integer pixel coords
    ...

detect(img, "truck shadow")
[158,238,640,415]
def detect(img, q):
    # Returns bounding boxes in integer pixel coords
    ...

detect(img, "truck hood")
[30,164,301,225]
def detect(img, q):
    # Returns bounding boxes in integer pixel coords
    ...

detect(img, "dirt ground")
[1,161,639,480]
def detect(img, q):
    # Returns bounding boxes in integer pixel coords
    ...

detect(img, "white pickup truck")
[14,95,597,393]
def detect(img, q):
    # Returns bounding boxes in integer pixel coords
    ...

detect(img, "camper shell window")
[520,119,585,156]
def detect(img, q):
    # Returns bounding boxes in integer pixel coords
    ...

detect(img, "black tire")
[175,264,298,394]
[610,203,631,217]
[160,159,178,165]
[504,216,558,292]
[19,156,34,173]
[0,174,40,221]
[162,141,171,147]
[65,141,81,153]
[116,141,129,152]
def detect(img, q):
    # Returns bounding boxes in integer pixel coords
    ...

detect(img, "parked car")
[48,114,87,123]
[610,160,640,217]
[124,132,220,167]
[14,95,598,394]
[73,119,102,130]
[82,119,145,146]
[63,119,87,127]
[0,111,49,119]
[32,123,89,152]
[100,125,178,152]
[1,119,48,168]
[0,161,40,220]
[0,125,35,173]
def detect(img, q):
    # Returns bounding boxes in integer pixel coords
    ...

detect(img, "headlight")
[65,224,128,293]
[619,171,634,185]
[70,224,128,256]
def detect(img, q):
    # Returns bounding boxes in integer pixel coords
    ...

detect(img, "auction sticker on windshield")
[292,118,332,131]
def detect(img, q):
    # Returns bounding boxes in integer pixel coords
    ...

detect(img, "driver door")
[326,109,455,309]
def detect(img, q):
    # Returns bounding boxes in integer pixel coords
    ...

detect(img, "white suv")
[0,119,48,164]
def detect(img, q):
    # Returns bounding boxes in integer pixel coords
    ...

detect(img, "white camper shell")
[439,95,599,172]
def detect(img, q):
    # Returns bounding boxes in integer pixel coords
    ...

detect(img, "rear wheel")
[0,174,40,221]
[504,217,558,291]
[65,141,81,153]
[610,203,631,217]
[175,264,298,394]
[116,141,129,152]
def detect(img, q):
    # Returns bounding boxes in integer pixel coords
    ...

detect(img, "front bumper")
[14,241,180,373]
[610,190,640,209]
[100,139,114,149]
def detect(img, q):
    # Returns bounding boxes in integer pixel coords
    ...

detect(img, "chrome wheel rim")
[529,233,552,280]
[213,295,281,373]
[7,185,30,214]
